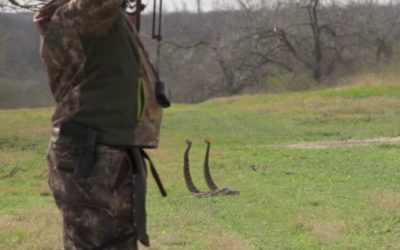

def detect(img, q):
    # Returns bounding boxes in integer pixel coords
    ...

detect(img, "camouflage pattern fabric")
[47,136,147,249]
[34,0,124,127]
[34,0,164,148]
[35,1,162,248]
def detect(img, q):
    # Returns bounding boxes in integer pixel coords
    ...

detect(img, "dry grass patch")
[294,213,348,243]
[15,126,50,141]
[0,205,62,250]
[204,95,252,105]
[0,150,38,165]
[249,96,400,116]
[143,231,192,250]
[146,210,210,249]
[146,227,254,250]
[206,232,254,250]
[371,191,400,214]
[385,239,400,250]
[344,66,400,88]
[0,152,20,166]
[144,208,254,250]
[0,187,19,197]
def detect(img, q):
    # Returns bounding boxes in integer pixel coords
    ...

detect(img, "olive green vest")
[71,10,143,146]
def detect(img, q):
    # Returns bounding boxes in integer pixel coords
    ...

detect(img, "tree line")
[160,0,400,102]
[1,0,400,107]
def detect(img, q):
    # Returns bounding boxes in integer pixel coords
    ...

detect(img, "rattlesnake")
[183,139,203,195]
[183,139,239,197]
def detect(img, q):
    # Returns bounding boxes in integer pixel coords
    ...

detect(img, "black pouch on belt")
[156,80,171,108]
[59,120,99,180]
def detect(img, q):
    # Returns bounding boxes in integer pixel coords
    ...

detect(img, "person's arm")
[59,0,124,36]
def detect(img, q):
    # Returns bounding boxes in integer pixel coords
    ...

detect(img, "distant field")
[1,83,400,249]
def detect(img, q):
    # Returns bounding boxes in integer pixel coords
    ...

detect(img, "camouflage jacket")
[34,0,163,148]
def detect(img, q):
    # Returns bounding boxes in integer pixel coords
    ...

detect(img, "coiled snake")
[183,139,239,197]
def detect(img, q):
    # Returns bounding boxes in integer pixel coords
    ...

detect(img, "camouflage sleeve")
[59,0,124,36]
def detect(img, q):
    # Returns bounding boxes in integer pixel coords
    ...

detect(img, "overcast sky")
[157,0,395,12]
[147,0,237,12]
[5,0,395,13]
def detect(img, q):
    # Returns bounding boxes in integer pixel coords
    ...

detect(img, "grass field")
[1,78,400,249]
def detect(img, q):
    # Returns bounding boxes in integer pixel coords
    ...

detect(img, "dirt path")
[279,136,400,149]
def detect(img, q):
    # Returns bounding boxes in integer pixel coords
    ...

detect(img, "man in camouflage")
[34,0,163,248]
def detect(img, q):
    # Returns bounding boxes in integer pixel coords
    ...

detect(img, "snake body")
[203,139,240,196]
[183,139,239,198]
[203,139,219,191]
[183,139,202,194]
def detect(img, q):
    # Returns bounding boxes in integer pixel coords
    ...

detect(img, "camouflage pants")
[47,137,147,250]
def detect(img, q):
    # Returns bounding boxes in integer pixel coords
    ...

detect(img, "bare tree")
[196,0,202,14]
[238,0,336,82]
[353,0,400,62]
[5,0,399,103]
[6,0,45,11]
[231,0,400,84]
[0,22,9,78]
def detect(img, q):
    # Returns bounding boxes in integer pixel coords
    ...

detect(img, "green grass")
[1,84,400,249]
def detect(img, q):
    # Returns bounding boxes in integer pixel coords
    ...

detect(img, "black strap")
[129,148,150,247]
[93,148,166,249]
[141,149,167,197]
